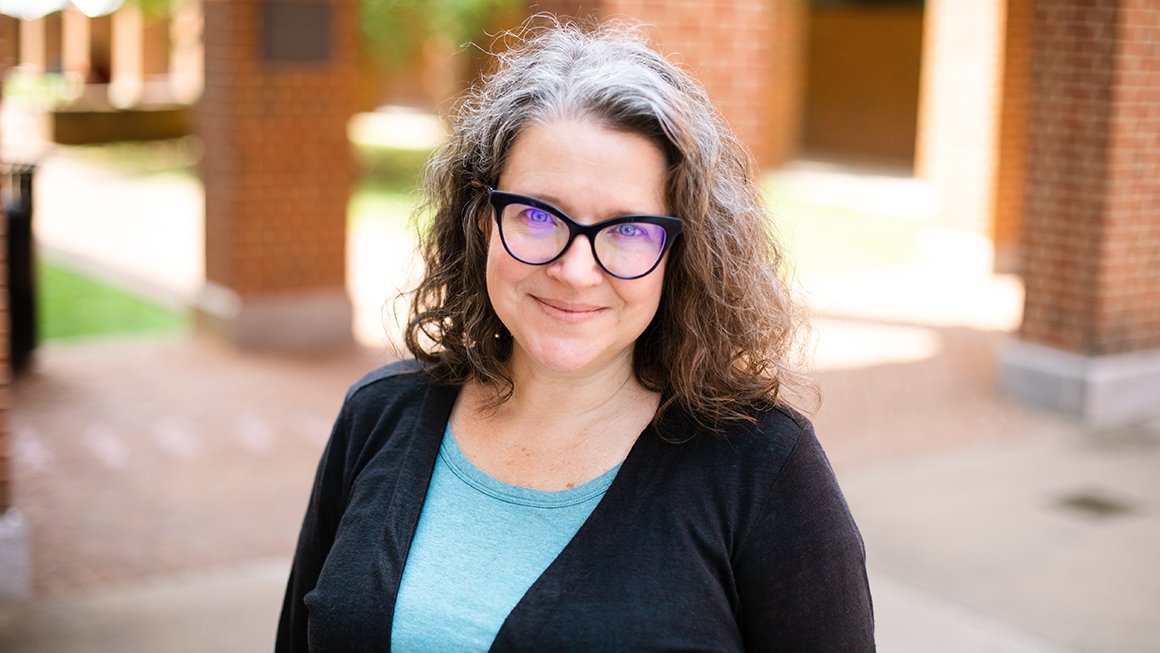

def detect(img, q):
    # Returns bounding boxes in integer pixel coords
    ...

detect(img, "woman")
[277,20,874,652]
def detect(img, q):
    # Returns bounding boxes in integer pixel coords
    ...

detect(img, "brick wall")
[1019,0,1160,356]
[764,0,806,168]
[1093,0,1160,353]
[804,4,923,166]
[0,17,15,72]
[916,0,1005,231]
[200,0,354,299]
[605,0,781,166]
[530,0,789,167]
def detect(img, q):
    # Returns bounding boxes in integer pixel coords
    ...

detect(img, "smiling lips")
[533,296,606,322]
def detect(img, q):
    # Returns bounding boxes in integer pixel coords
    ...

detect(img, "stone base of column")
[0,509,31,599]
[999,338,1160,430]
[196,283,354,350]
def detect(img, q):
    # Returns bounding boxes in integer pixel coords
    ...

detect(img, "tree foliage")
[359,0,519,69]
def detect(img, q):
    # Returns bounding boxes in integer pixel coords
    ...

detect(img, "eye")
[524,208,554,224]
[613,223,645,238]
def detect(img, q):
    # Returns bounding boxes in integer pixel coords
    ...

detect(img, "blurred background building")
[0,1,1156,647]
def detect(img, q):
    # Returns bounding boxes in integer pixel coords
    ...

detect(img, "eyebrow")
[503,189,668,220]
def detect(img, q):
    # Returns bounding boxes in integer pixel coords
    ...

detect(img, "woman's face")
[487,118,670,381]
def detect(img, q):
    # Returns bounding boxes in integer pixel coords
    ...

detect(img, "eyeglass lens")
[499,203,668,278]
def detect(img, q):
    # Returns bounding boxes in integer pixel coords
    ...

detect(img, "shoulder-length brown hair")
[404,19,814,429]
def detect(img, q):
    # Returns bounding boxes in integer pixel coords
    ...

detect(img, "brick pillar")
[916,0,1006,231]
[990,0,1033,273]
[0,17,16,73]
[540,0,790,168]
[198,0,356,350]
[765,0,806,168]
[999,0,1160,429]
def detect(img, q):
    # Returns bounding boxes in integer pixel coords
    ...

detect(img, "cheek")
[486,230,511,279]
[485,230,525,308]
[484,233,503,303]
[616,265,666,321]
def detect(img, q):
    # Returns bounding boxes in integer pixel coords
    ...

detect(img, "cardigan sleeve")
[275,402,353,653]
[733,419,875,652]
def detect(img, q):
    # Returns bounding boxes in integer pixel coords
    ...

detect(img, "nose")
[546,235,603,287]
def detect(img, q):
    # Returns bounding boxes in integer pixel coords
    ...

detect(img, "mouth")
[532,296,606,321]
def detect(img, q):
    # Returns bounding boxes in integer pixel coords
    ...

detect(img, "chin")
[518,339,627,378]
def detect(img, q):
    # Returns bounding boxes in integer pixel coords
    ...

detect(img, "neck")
[452,351,658,490]
[463,349,657,444]
[506,356,641,421]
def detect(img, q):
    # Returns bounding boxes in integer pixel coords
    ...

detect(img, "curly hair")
[403,18,815,429]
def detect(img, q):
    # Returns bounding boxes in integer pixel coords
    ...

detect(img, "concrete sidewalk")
[3,138,1158,651]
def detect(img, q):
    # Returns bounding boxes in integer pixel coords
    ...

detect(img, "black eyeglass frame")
[486,188,684,280]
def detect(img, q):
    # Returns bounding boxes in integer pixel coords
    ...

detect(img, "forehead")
[498,118,669,218]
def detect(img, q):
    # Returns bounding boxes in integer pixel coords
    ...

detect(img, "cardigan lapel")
[380,380,459,636]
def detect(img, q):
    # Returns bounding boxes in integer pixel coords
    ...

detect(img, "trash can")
[4,163,37,374]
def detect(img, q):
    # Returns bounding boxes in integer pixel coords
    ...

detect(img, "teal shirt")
[391,427,619,652]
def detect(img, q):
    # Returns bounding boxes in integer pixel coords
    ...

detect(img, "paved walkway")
[3,124,1159,651]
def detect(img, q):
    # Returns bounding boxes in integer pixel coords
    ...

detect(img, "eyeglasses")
[487,188,683,280]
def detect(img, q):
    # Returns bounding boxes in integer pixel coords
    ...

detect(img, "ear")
[468,179,493,238]
[476,204,492,240]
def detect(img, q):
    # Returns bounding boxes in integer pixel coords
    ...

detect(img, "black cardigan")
[277,360,874,652]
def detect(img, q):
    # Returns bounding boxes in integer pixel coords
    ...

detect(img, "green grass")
[349,183,422,232]
[64,137,202,178]
[349,142,430,236]
[354,143,432,191]
[37,258,189,342]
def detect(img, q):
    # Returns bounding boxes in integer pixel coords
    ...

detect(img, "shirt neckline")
[439,425,621,509]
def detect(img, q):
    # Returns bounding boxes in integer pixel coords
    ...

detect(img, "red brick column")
[197,0,356,349]
[764,0,806,168]
[527,0,795,168]
[999,0,1160,428]
[603,0,785,167]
